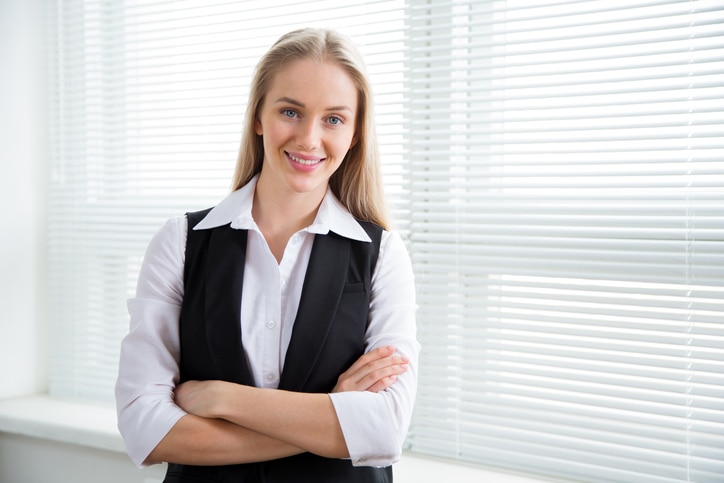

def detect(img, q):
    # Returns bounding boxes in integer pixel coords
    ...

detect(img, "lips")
[287,152,324,166]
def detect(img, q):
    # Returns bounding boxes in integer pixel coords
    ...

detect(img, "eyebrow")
[274,96,353,113]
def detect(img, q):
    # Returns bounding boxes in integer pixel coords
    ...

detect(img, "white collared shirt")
[115,176,419,468]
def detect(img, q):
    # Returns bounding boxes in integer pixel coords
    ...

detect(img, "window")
[47,1,724,481]
[46,0,407,400]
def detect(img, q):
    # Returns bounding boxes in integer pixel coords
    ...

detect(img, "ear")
[255,118,263,136]
[349,133,359,148]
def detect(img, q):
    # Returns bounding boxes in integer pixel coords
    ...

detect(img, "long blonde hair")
[231,28,390,229]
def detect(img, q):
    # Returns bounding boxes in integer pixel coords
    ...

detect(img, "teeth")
[289,153,322,165]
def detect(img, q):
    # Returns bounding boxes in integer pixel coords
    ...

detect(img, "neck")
[252,172,325,237]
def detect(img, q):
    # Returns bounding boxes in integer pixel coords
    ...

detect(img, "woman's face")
[255,58,358,199]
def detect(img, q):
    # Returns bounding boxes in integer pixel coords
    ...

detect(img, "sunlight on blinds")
[46,1,724,481]
[404,1,724,482]
[47,0,406,400]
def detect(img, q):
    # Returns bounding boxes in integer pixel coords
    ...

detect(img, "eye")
[281,108,298,119]
[327,115,344,126]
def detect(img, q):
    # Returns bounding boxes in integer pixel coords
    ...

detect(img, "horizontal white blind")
[46,0,406,400]
[404,1,724,482]
[47,0,724,481]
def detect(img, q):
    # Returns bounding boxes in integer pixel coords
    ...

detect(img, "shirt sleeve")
[329,230,420,467]
[115,216,189,468]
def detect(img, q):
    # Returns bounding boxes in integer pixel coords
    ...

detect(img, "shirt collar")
[192,175,372,243]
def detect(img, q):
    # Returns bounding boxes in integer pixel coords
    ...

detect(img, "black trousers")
[164,453,393,483]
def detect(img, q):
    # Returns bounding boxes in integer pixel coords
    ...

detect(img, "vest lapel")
[204,226,254,386]
[279,233,349,391]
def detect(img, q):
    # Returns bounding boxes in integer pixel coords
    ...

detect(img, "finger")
[357,362,409,389]
[365,360,412,392]
[332,347,409,393]
[351,353,409,386]
[333,347,395,387]
[343,345,396,377]
[367,375,398,393]
[354,349,408,378]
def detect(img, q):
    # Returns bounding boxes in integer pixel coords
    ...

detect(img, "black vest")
[164,208,392,483]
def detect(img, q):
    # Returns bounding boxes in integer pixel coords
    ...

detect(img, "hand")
[175,380,230,418]
[332,345,410,393]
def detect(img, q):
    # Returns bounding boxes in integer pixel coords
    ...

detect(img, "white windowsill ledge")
[0,394,124,453]
[0,395,550,483]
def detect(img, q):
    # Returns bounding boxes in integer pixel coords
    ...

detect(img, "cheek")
[333,131,357,157]
[260,122,288,147]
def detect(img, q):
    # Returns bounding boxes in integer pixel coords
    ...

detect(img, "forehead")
[265,59,359,111]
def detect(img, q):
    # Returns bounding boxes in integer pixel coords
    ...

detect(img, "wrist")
[212,381,231,419]
[214,381,244,421]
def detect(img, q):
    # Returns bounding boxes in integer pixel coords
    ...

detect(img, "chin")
[285,177,327,196]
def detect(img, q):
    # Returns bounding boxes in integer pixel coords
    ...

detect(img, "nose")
[296,119,321,150]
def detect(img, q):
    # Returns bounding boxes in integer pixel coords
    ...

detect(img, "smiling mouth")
[287,152,324,166]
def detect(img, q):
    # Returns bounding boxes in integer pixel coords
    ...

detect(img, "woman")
[115,28,419,482]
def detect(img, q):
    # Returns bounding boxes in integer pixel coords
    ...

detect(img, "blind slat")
[47,0,724,482]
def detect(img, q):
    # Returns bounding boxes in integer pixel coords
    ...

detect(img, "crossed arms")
[146,346,410,465]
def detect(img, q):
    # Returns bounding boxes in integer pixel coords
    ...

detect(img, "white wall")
[0,433,166,483]
[0,0,47,399]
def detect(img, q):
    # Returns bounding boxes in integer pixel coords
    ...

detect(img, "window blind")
[45,1,724,482]
[403,1,724,482]
[46,0,407,400]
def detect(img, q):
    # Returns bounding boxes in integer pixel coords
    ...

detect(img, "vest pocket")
[343,281,366,293]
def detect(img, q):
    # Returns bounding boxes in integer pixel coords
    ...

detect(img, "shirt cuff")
[117,396,186,468]
[329,391,402,467]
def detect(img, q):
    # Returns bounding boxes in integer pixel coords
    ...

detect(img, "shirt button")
[266,373,277,382]
[266,320,276,329]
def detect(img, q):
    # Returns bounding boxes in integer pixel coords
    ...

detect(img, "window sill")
[0,394,123,453]
[0,395,549,483]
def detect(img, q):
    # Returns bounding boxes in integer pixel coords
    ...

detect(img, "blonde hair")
[231,28,390,229]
